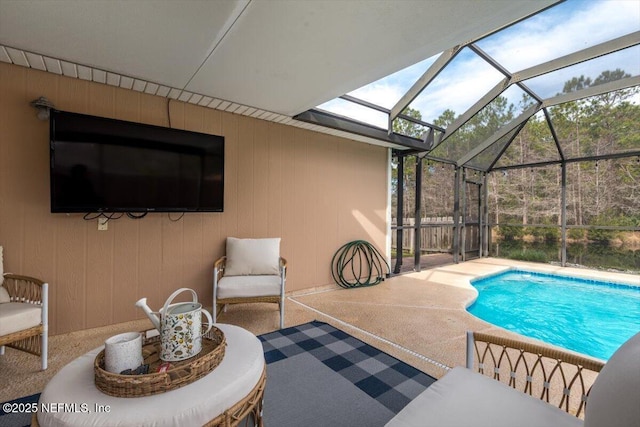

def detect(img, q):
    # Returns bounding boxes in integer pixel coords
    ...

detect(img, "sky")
[317,0,640,131]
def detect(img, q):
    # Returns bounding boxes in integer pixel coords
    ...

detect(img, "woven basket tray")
[94,326,226,397]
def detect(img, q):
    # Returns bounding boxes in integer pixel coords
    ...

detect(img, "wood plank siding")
[0,62,389,335]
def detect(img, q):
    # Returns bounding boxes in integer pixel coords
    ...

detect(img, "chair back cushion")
[584,331,640,427]
[225,237,281,276]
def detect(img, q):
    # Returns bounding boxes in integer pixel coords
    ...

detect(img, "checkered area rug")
[0,393,39,427]
[259,321,435,422]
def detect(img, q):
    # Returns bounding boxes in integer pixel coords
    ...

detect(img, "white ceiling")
[0,0,556,118]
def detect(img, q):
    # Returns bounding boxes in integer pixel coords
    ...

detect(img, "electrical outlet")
[98,217,108,231]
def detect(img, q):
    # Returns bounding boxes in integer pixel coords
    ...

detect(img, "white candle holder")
[104,332,143,374]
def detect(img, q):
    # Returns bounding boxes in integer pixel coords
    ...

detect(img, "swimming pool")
[468,269,640,360]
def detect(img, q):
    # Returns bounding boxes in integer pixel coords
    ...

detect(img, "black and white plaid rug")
[260,321,436,426]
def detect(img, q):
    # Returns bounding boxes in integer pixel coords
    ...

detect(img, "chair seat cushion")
[385,367,582,427]
[0,302,42,336]
[217,275,281,299]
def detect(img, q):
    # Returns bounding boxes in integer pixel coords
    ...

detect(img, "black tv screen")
[50,110,224,213]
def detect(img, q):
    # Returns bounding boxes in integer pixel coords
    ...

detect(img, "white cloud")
[482,0,640,71]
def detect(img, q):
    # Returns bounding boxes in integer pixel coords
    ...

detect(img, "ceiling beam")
[339,94,445,133]
[485,121,529,171]
[470,43,544,102]
[491,150,640,171]
[469,44,511,78]
[544,75,640,107]
[436,77,510,146]
[339,94,389,114]
[513,31,640,83]
[456,103,540,166]
[388,45,463,127]
[396,114,445,134]
[293,109,428,151]
[543,107,565,161]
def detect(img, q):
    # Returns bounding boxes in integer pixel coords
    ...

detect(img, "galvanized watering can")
[136,288,213,362]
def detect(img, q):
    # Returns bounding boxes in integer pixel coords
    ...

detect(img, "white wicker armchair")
[387,331,640,427]
[465,331,604,417]
[0,272,49,370]
[213,238,286,329]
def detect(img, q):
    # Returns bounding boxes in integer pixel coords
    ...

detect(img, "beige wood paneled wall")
[0,63,389,335]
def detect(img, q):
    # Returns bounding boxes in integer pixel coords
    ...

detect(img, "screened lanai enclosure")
[295,0,640,273]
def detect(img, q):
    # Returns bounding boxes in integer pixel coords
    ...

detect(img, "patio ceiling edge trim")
[0,44,403,151]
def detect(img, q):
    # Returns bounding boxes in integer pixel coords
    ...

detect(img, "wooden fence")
[391,217,454,253]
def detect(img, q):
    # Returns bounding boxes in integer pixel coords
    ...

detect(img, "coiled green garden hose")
[331,240,390,289]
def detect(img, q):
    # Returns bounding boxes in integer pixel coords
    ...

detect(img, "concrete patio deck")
[286,257,639,379]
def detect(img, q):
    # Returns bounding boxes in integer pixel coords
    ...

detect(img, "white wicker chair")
[213,238,286,329]
[387,331,640,427]
[0,264,49,370]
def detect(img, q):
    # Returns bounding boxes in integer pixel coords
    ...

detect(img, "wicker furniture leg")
[205,366,266,427]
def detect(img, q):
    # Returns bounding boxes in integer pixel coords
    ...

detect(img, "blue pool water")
[468,270,640,360]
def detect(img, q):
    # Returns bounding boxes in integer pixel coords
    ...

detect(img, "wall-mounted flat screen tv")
[50,110,224,213]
